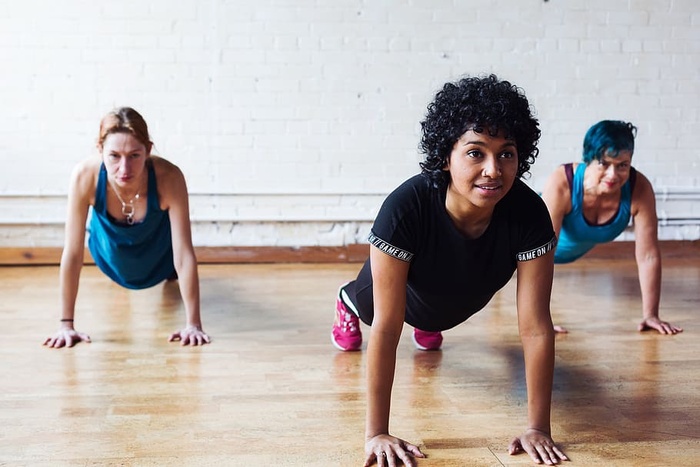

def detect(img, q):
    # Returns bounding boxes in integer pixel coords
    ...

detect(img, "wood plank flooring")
[0,259,698,466]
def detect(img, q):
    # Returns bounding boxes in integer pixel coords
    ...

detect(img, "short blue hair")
[582,120,637,163]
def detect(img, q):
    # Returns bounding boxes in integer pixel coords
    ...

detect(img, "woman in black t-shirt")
[331,75,568,466]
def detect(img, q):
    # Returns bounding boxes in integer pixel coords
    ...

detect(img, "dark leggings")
[344,260,375,326]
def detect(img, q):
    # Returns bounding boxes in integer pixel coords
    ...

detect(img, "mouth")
[476,183,502,191]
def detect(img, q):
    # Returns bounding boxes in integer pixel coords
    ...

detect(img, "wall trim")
[1,241,698,266]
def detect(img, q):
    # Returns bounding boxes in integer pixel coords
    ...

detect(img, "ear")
[443,154,451,172]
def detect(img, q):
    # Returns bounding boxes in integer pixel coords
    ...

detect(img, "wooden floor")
[0,259,698,466]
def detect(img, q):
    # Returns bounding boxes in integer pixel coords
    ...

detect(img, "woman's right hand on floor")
[43,328,91,348]
[364,433,425,467]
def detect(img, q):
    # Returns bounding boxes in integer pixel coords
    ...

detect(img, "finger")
[383,450,395,467]
[203,334,211,343]
[522,443,544,464]
[537,445,558,465]
[169,333,180,342]
[363,453,375,467]
[396,449,417,467]
[65,335,75,348]
[82,333,92,343]
[553,325,568,333]
[552,444,569,461]
[508,437,523,455]
[404,442,426,458]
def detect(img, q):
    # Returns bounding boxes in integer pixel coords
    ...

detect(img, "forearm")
[365,328,400,439]
[59,252,83,325]
[174,251,202,328]
[637,255,661,320]
[522,332,555,433]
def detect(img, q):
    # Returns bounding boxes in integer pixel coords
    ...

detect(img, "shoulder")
[631,168,653,194]
[541,163,575,218]
[542,164,572,194]
[373,174,433,238]
[69,158,100,194]
[630,168,656,210]
[150,156,187,190]
[150,155,184,179]
[393,173,432,195]
[149,156,189,210]
[382,174,433,208]
[507,179,548,211]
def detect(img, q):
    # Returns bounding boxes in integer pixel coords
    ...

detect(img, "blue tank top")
[554,163,636,264]
[88,162,175,289]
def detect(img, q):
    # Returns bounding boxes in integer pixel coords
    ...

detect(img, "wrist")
[526,427,551,435]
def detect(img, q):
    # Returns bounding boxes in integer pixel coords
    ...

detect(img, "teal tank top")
[554,163,636,264]
[88,162,175,289]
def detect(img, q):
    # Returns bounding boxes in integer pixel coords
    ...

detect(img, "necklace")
[110,182,141,225]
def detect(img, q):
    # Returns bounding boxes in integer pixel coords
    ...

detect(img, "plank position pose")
[44,107,210,348]
[542,120,682,335]
[332,75,568,466]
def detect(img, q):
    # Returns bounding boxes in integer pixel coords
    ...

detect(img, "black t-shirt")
[354,173,556,331]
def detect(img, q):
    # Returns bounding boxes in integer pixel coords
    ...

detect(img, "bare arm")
[631,172,682,334]
[509,250,568,464]
[541,164,572,334]
[364,246,424,467]
[44,161,95,348]
[155,158,210,345]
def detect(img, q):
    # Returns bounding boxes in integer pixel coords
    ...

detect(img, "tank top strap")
[94,163,108,213]
[146,160,160,211]
[563,163,574,191]
[628,166,637,194]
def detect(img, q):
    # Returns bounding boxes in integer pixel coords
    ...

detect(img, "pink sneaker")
[331,284,362,351]
[412,328,443,351]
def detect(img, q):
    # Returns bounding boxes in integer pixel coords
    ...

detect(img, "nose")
[483,155,502,178]
[604,164,618,179]
[119,157,132,175]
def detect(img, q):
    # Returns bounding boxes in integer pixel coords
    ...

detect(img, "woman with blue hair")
[542,120,682,335]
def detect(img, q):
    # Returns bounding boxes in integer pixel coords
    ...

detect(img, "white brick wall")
[0,0,698,247]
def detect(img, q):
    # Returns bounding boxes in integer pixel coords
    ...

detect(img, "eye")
[499,151,515,159]
[467,150,483,158]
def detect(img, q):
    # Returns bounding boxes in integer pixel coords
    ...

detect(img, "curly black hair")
[419,74,541,188]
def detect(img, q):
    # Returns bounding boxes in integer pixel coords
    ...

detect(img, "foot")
[331,283,362,351]
[412,328,443,351]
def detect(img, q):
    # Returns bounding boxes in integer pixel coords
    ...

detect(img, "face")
[588,150,632,194]
[444,128,519,212]
[100,132,150,188]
